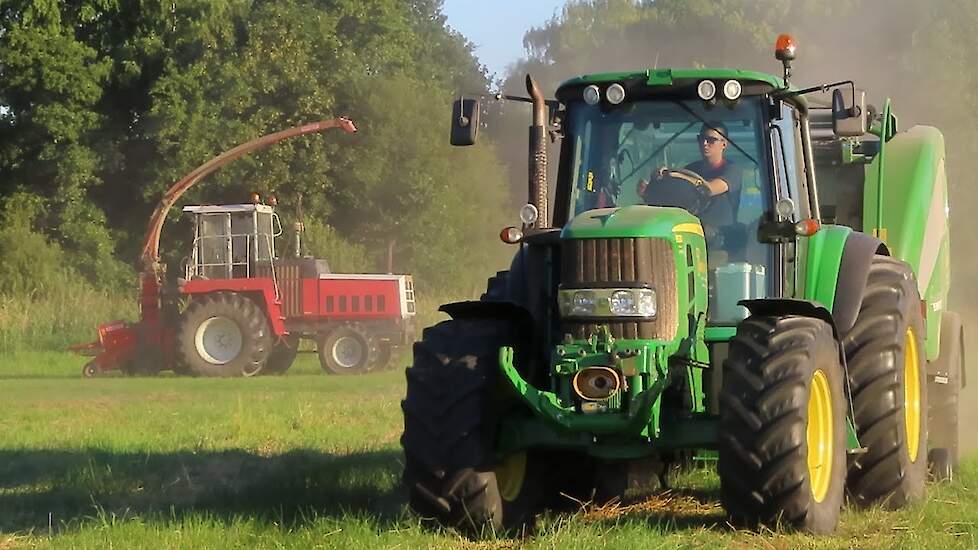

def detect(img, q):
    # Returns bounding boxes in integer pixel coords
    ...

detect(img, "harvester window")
[198,213,231,279]
[256,212,275,263]
[230,213,252,278]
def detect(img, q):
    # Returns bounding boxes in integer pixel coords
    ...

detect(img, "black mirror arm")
[774,80,859,117]
[758,219,799,244]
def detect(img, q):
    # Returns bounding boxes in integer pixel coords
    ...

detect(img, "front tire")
[401,319,541,533]
[318,324,374,375]
[719,316,847,534]
[843,256,927,508]
[176,292,272,377]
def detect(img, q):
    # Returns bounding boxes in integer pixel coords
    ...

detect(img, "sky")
[441,0,567,80]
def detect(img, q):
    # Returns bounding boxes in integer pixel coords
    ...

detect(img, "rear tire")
[401,319,541,533]
[176,292,272,377]
[719,316,847,534]
[264,336,299,375]
[843,256,927,508]
[318,324,373,375]
[928,448,953,483]
[370,341,394,371]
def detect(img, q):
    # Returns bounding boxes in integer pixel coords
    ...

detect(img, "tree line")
[4,0,977,309]
[0,0,513,296]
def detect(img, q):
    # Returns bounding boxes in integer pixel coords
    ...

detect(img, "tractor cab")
[550,71,822,325]
[183,203,282,280]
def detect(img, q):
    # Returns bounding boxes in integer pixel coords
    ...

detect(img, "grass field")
[1,350,977,549]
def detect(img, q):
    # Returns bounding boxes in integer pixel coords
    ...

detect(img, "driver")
[637,121,742,226]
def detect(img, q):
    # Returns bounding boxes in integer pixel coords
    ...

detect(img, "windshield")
[567,97,768,218]
[565,97,776,325]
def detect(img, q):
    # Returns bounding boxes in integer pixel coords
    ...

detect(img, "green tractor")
[401,35,963,534]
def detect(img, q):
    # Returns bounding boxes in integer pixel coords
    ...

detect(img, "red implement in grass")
[72,117,416,378]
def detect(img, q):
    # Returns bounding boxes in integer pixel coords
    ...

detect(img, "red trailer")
[71,117,416,377]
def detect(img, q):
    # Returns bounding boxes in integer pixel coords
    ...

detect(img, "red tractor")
[71,118,416,377]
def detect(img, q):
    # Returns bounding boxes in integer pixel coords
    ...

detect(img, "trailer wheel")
[82,361,99,378]
[263,336,299,375]
[176,292,272,377]
[843,256,927,508]
[719,316,846,534]
[401,318,543,533]
[318,324,373,375]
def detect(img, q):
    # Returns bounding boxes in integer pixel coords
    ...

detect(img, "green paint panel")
[704,326,736,342]
[804,224,852,310]
[863,124,949,360]
[558,68,787,91]
[561,205,700,239]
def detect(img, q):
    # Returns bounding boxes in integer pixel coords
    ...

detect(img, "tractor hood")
[561,205,702,240]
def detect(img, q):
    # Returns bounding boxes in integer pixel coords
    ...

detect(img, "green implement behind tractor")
[401,35,963,535]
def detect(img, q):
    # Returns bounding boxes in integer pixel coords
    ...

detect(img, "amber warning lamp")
[500,226,523,244]
[794,218,821,237]
[775,34,797,85]
[250,192,261,204]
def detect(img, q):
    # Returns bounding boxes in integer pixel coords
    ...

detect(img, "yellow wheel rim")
[904,327,922,462]
[494,453,527,502]
[807,369,834,503]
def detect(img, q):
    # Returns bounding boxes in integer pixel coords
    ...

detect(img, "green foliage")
[0,193,68,296]
[298,219,374,274]
[0,0,508,302]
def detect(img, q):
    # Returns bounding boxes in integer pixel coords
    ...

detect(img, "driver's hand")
[636,179,649,198]
[655,166,668,179]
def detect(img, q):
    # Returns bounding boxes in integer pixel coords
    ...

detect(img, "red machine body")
[71,117,416,377]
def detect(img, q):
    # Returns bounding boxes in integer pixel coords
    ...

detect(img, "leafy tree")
[0,0,511,295]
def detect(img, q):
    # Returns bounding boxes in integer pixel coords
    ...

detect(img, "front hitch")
[498,345,665,434]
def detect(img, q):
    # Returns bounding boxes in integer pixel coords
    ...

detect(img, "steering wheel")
[643,166,713,216]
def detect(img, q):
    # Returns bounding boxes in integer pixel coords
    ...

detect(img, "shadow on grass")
[0,447,405,533]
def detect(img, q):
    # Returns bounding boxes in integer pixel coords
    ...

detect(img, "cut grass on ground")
[1,352,976,549]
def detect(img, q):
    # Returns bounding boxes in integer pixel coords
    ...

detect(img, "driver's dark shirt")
[685,159,742,226]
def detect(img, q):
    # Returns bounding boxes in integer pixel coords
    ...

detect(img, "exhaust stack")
[526,75,549,229]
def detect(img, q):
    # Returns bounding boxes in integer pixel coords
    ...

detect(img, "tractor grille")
[274,262,303,318]
[560,237,678,340]
[256,262,303,317]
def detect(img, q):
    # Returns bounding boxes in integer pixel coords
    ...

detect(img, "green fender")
[804,224,853,313]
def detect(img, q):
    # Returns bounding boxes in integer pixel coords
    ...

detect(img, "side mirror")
[450,98,480,146]
[832,88,866,137]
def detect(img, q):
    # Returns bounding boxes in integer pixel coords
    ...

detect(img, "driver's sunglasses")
[699,135,724,145]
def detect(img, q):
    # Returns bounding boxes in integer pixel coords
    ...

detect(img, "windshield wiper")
[620,121,697,182]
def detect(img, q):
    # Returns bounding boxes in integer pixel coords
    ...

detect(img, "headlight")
[559,288,656,319]
[722,79,742,100]
[697,80,716,101]
[583,85,601,105]
[606,83,626,105]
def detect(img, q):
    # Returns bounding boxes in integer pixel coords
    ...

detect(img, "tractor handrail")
[139,117,358,273]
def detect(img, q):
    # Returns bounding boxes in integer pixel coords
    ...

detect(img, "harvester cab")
[182,203,282,281]
[403,34,961,535]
